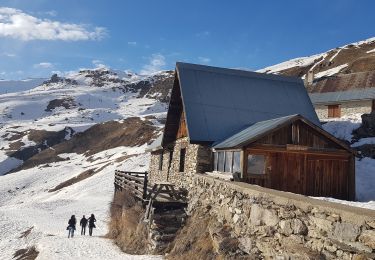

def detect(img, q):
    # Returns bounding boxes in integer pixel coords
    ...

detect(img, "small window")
[179,148,186,172]
[233,152,241,173]
[168,150,173,169]
[247,154,265,175]
[158,152,163,171]
[213,152,218,171]
[328,104,341,118]
[224,151,233,173]
[217,152,225,172]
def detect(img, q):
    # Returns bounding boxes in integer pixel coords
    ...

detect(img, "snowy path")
[0,147,160,260]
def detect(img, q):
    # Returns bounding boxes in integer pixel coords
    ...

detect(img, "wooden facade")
[236,119,355,200]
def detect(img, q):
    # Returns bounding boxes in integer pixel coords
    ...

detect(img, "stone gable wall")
[148,137,212,186]
[182,174,375,259]
[315,100,372,120]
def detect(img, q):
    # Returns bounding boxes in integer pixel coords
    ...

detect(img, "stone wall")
[315,100,372,120]
[148,137,212,187]
[183,174,375,259]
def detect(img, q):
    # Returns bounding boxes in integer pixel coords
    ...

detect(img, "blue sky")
[0,0,374,79]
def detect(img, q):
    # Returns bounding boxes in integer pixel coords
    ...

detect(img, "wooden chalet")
[148,62,356,200]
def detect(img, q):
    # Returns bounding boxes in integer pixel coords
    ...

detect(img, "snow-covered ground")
[0,68,169,259]
[321,113,375,209]
[0,145,161,259]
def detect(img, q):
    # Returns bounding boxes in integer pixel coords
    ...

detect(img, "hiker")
[67,215,76,238]
[88,214,96,236]
[80,215,88,235]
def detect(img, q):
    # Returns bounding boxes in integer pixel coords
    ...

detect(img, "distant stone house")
[148,62,355,200]
[308,71,375,120]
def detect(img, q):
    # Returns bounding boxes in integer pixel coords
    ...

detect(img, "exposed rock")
[333,222,360,242]
[359,230,375,249]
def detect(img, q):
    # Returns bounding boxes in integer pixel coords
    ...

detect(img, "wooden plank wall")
[243,149,351,200]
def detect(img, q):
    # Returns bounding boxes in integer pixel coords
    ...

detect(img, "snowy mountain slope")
[0,78,47,94]
[0,68,173,259]
[258,37,375,81]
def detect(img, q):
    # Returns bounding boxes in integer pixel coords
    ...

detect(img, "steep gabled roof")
[163,62,320,146]
[213,114,353,153]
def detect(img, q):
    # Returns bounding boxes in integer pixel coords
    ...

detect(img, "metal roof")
[213,114,299,149]
[310,87,375,104]
[175,62,321,144]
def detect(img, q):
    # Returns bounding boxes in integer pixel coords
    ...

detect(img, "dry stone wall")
[183,174,375,259]
[148,137,212,187]
[315,100,372,120]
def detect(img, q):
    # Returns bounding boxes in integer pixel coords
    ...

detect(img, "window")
[213,152,218,171]
[158,152,163,171]
[213,151,241,174]
[224,151,233,172]
[217,152,225,172]
[168,150,173,169]
[247,154,265,175]
[328,104,341,118]
[179,148,186,172]
[233,152,241,173]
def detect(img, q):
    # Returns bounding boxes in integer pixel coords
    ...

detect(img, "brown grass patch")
[48,168,96,192]
[107,190,149,254]
[19,227,33,238]
[13,246,39,260]
[19,117,157,170]
[166,210,218,260]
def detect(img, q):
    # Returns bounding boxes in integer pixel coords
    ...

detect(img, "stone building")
[307,71,375,120]
[148,62,355,200]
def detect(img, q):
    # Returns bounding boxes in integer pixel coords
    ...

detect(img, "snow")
[367,48,375,54]
[0,146,159,259]
[257,53,324,74]
[329,48,342,61]
[0,68,170,259]
[314,63,348,78]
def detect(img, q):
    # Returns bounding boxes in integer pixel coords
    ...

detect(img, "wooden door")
[306,156,349,199]
[328,105,341,118]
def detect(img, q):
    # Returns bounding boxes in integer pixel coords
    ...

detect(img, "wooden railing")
[114,170,148,200]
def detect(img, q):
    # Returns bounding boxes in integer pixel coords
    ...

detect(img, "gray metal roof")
[175,62,321,144]
[213,114,299,149]
[145,134,163,152]
[309,87,375,104]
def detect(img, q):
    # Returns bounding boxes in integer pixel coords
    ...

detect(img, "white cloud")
[198,56,211,63]
[92,59,107,68]
[140,53,166,75]
[34,62,53,69]
[0,7,106,41]
[1,52,16,57]
[127,41,137,46]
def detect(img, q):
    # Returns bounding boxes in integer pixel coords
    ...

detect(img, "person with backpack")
[80,215,88,235]
[88,214,96,236]
[67,215,76,238]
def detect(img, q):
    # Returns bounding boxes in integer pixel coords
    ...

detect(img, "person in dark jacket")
[67,215,76,238]
[88,214,96,236]
[80,215,88,235]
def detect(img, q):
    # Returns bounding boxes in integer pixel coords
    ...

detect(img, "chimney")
[305,70,314,85]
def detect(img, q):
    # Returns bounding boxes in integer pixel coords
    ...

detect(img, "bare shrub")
[13,246,39,260]
[107,189,149,254]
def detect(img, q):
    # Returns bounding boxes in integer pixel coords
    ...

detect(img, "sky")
[0,0,374,80]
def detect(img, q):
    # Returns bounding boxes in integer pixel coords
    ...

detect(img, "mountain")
[258,37,375,93]
[0,78,47,94]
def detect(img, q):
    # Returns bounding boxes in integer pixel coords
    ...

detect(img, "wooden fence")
[114,170,148,200]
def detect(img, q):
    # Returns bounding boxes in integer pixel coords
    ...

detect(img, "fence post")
[143,172,148,200]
